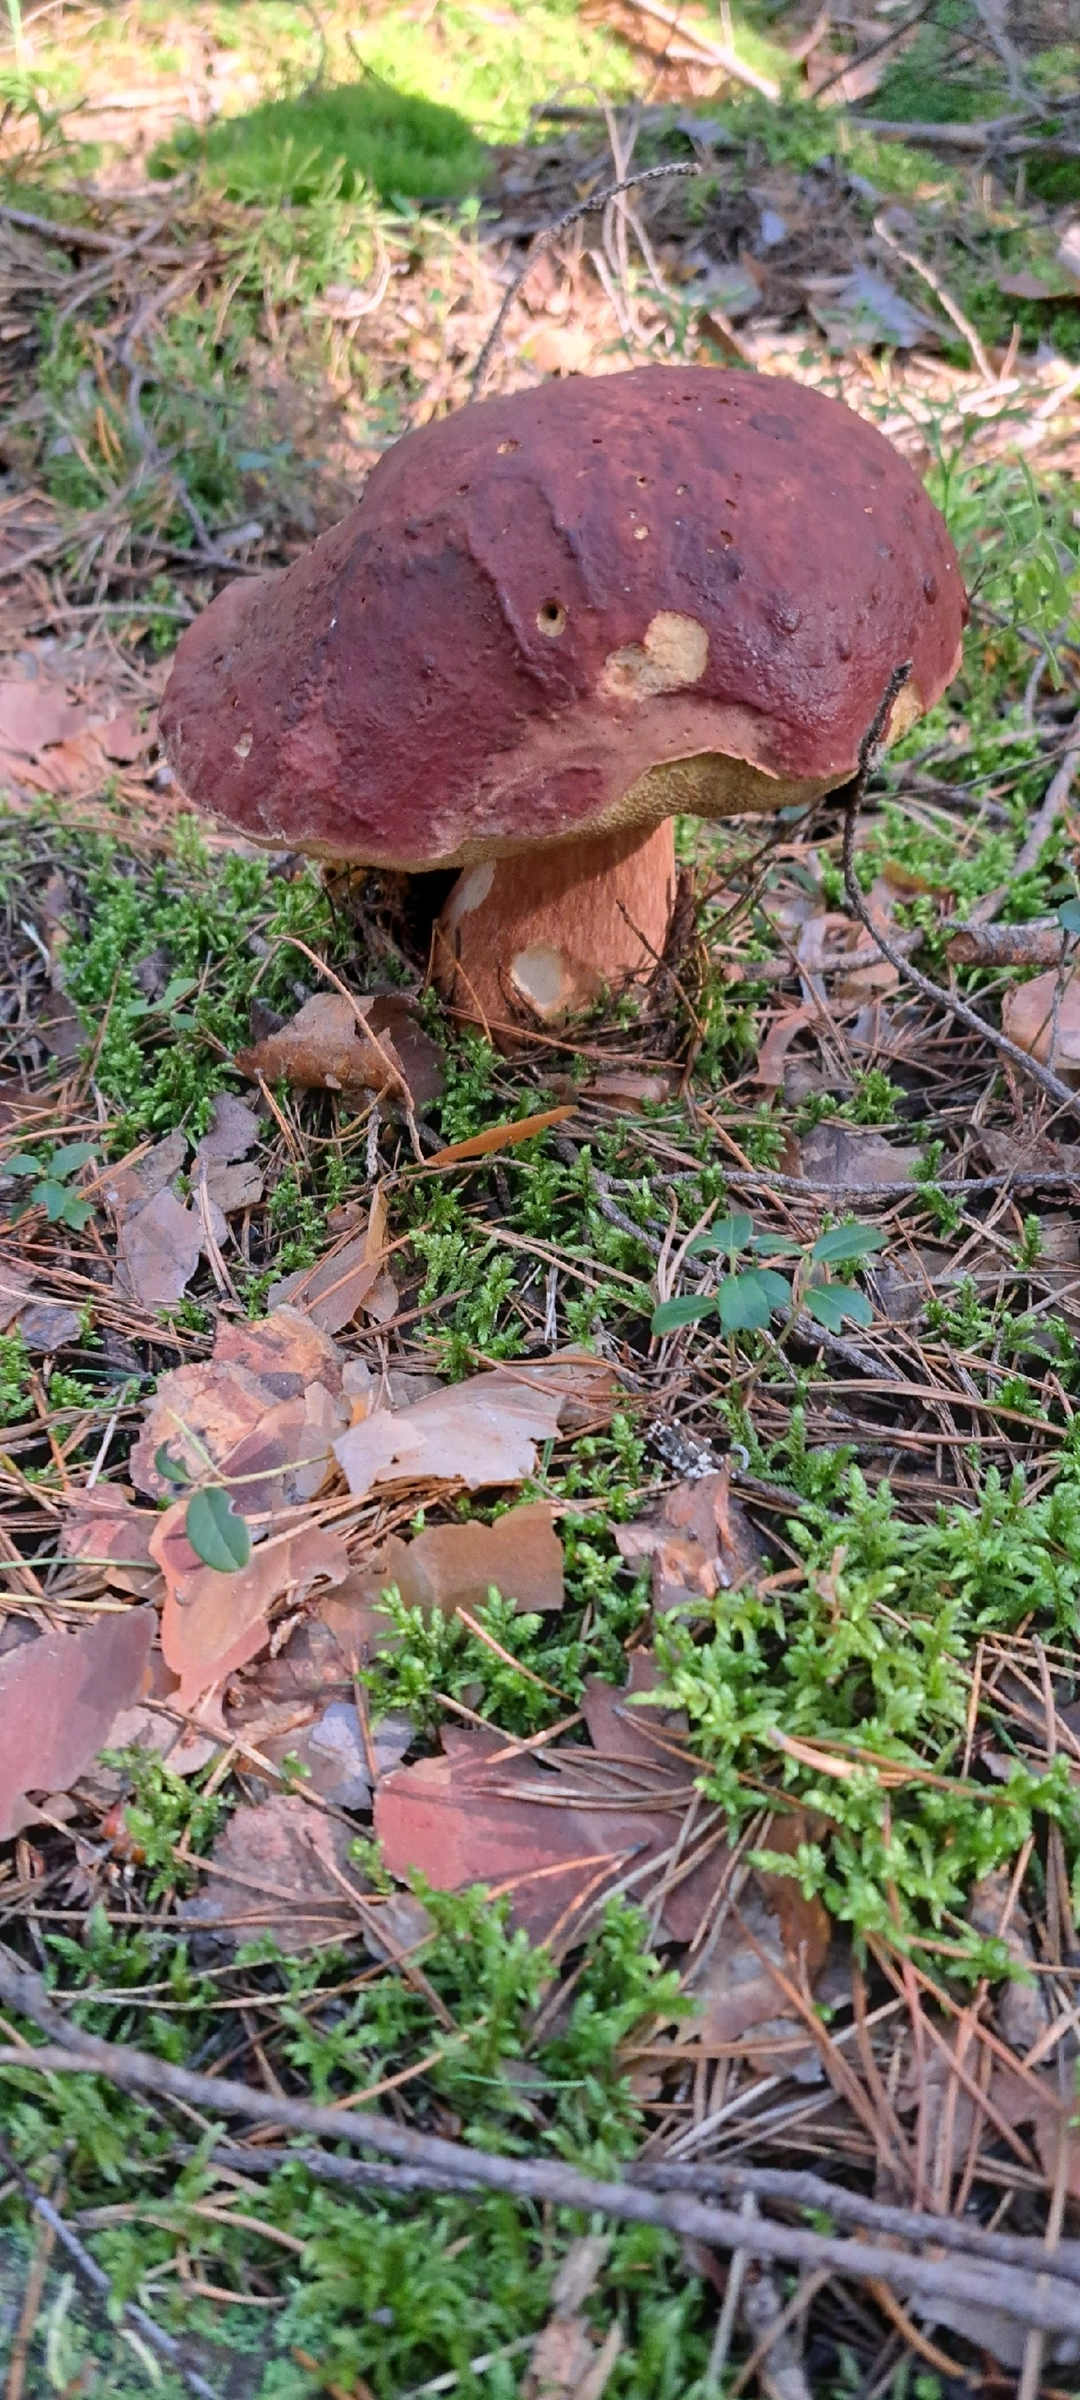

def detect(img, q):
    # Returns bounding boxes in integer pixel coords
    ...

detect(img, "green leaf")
[754,1268,793,1310]
[48,1141,97,1179]
[2,1154,43,1179]
[1057,900,1080,935]
[717,1271,774,1332]
[750,1232,798,1257]
[185,1485,251,1573]
[57,1194,91,1230]
[36,1178,71,1221]
[687,1212,753,1259]
[155,1442,191,1486]
[805,1283,875,1332]
[650,1293,717,1336]
[811,1224,888,1267]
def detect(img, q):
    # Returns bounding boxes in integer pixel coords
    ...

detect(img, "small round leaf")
[717,1271,773,1333]
[811,1224,888,1266]
[805,1283,874,1332]
[155,1442,191,1487]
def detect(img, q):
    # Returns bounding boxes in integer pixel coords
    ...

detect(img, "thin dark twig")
[470,160,701,400]
[842,666,1078,1114]
[0,2131,219,2400]
[1,1955,1080,2337]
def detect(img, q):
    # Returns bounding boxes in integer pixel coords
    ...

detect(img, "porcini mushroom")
[160,365,965,1031]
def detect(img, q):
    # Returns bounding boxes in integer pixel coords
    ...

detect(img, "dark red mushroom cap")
[160,366,966,869]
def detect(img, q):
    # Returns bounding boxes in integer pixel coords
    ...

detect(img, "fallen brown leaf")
[359,1501,565,1621]
[129,1307,346,1502]
[191,1094,262,1165]
[269,1186,395,1332]
[586,1070,677,1109]
[524,2236,622,2400]
[374,1651,724,1949]
[0,1260,80,1351]
[796,1123,921,1191]
[1002,965,1080,1075]
[235,991,408,1101]
[0,1609,154,1839]
[102,1129,188,1219]
[115,1183,203,1309]
[63,1490,163,1600]
[334,1354,620,1501]
[0,678,84,756]
[615,1467,764,1614]
[178,1792,363,1952]
[366,996,445,1112]
[155,1511,350,1705]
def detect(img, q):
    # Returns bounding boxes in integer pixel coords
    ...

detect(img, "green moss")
[157,75,488,204]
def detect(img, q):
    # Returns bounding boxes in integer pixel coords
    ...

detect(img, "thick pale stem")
[435,819,677,1035]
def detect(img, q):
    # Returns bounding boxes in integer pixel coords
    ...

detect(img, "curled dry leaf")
[334,1354,620,1501]
[615,1467,764,1615]
[1002,965,1080,1075]
[236,990,409,1102]
[191,1093,262,1165]
[179,1792,363,1953]
[153,1509,350,1705]
[270,1184,394,1333]
[795,1122,921,1191]
[0,1608,154,1839]
[63,1489,163,1601]
[129,1305,346,1503]
[102,1128,188,1218]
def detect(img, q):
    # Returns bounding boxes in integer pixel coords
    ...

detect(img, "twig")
[0,200,121,254]
[841,667,1078,1112]
[636,2161,1080,2286]
[946,919,1070,967]
[811,0,935,104]
[1013,723,1080,876]
[614,0,780,97]
[859,117,1080,160]
[2,1954,1080,2336]
[470,161,701,400]
[872,212,994,382]
[0,2132,218,2400]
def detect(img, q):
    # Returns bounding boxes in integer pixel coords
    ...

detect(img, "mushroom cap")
[160,366,966,870]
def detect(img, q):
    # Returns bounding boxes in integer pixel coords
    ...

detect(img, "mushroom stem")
[435,819,677,1035]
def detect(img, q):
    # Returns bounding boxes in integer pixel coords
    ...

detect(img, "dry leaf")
[754,1004,816,1088]
[0,1609,154,1839]
[213,1305,344,1399]
[155,1510,350,1705]
[102,1129,188,1218]
[191,1093,262,1165]
[366,995,445,1112]
[615,1468,764,1614]
[425,1106,576,1167]
[359,1502,565,1621]
[115,1184,202,1308]
[0,678,84,756]
[256,1699,412,1807]
[179,1793,363,1952]
[1002,966,1080,1075]
[270,1188,393,1333]
[586,1070,677,1109]
[0,1262,79,1350]
[334,1355,618,1502]
[63,1490,163,1600]
[796,1123,921,1191]
[236,991,407,1100]
[375,1652,723,1949]
[129,1308,346,1502]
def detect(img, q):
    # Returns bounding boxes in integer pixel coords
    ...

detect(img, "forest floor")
[1,1,1080,2395]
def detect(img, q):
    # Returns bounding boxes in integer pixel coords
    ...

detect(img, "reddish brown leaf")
[615,1468,764,1615]
[359,1501,565,1621]
[1002,965,1080,1074]
[154,1509,350,1705]
[374,1653,722,1949]
[63,1490,163,1600]
[0,1609,154,1839]
[179,1793,363,1952]
[425,1106,576,1167]
[334,1355,616,1500]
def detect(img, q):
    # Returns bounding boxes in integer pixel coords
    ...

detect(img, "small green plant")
[651,1214,886,1338]
[1,1141,96,1229]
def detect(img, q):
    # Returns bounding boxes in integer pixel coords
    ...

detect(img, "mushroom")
[160,365,965,1032]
